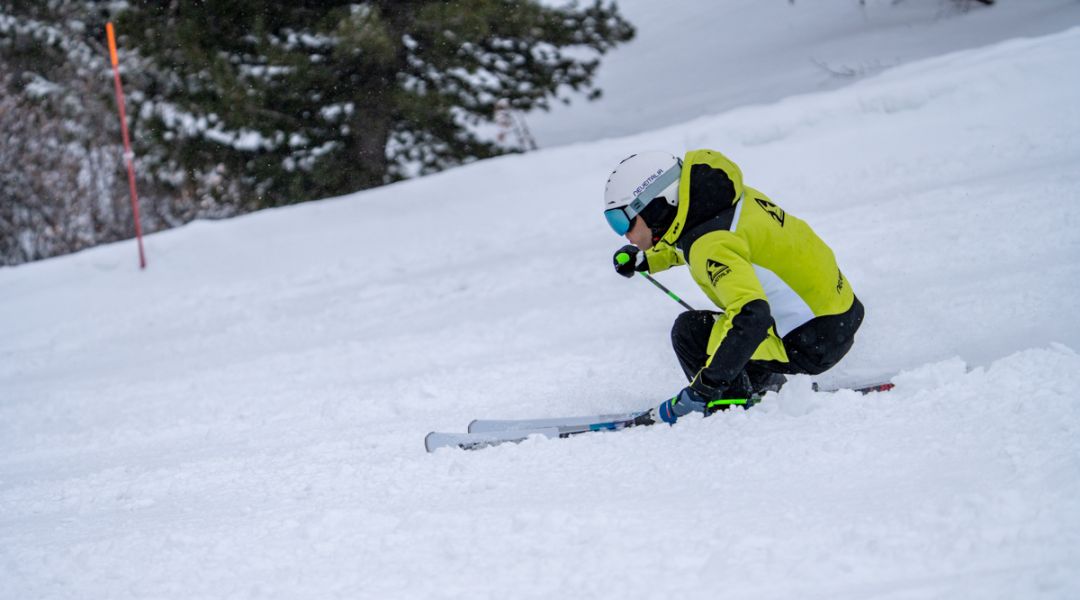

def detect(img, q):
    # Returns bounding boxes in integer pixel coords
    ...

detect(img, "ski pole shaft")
[616,251,695,311]
[638,272,695,311]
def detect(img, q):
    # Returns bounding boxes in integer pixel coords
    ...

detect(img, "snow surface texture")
[3,24,1080,600]
[527,0,1080,147]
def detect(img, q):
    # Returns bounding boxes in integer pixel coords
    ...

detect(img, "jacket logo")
[706,259,731,286]
[755,198,786,226]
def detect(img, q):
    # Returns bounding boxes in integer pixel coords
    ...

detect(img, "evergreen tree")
[121,1,635,208]
[0,0,240,265]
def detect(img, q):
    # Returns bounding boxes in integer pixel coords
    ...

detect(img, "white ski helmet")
[603,151,681,235]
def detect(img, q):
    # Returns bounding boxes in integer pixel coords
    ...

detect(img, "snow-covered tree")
[0,1,240,265]
[0,1,632,264]
[120,0,635,208]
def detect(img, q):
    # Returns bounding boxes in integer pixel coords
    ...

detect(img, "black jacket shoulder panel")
[673,162,741,260]
[677,206,737,264]
[688,164,737,211]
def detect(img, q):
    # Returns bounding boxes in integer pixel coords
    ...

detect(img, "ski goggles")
[603,164,681,235]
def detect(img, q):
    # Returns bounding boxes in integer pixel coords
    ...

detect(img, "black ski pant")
[670,296,864,391]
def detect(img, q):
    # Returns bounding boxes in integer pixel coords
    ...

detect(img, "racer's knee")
[671,310,719,381]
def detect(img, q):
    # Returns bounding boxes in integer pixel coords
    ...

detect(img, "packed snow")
[3,16,1080,600]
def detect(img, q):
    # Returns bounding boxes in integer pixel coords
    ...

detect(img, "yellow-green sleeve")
[644,243,684,274]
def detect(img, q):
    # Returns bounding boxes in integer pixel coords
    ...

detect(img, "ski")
[466,380,894,434]
[425,428,560,452]
[813,380,895,394]
[468,411,645,434]
[427,412,652,452]
[428,380,895,452]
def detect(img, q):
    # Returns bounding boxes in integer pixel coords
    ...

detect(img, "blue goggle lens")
[605,208,633,235]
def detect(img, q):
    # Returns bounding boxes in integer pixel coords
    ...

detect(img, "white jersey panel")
[752,264,815,337]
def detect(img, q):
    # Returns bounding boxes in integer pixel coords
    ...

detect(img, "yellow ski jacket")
[645,149,856,388]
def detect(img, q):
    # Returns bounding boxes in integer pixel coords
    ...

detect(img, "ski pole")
[616,252,695,311]
[639,272,695,311]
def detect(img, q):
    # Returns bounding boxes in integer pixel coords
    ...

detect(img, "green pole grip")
[615,252,631,265]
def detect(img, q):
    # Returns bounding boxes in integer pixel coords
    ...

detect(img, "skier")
[603,149,864,424]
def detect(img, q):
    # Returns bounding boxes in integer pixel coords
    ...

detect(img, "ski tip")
[466,419,479,434]
[424,431,438,453]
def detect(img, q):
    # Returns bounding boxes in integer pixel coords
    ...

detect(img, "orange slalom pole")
[107,22,147,269]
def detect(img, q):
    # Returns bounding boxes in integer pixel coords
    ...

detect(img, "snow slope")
[3,26,1080,600]
[528,0,1080,146]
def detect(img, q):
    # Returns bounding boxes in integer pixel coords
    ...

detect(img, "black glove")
[612,244,648,278]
